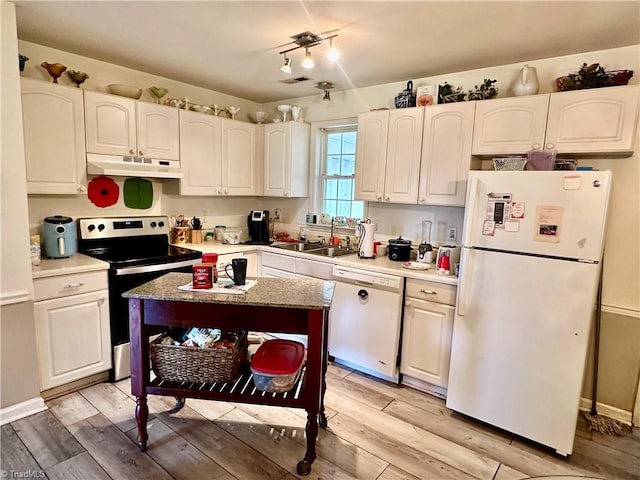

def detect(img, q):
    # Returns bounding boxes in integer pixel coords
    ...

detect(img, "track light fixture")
[280,56,292,74]
[316,81,334,101]
[278,30,340,73]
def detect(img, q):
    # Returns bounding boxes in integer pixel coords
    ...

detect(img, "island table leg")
[135,395,149,451]
[297,409,319,476]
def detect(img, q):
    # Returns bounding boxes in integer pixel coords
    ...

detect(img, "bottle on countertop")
[30,234,41,267]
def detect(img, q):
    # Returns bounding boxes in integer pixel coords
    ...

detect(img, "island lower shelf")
[147,365,307,408]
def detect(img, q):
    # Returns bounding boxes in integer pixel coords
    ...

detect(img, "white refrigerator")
[446,170,612,456]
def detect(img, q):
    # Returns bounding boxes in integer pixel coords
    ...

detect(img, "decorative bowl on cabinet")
[107,84,143,99]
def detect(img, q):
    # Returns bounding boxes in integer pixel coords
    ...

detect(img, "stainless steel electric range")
[77,216,202,381]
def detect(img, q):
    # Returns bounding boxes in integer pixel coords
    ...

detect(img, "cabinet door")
[136,102,180,160]
[179,110,222,195]
[34,290,111,390]
[472,95,549,154]
[354,110,388,201]
[21,78,87,195]
[545,85,639,154]
[263,122,310,197]
[263,123,290,196]
[401,297,454,388]
[418,102,475,206]
[222,119,259,195]
[384,107,423,203]
[84,91,136,155]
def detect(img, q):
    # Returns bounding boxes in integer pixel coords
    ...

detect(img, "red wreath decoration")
[88,176,119,208]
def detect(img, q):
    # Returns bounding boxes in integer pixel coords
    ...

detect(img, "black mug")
[225,258,247,286]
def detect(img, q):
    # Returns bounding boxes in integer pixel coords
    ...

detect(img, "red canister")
[202,253,219,283]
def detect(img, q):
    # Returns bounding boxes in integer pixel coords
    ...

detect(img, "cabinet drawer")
[261,251,296,272]
[34,270,108,301]
[405,278,456,306]
[296,258,333,280]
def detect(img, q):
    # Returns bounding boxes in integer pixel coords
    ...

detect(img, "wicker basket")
[493,157,527,171]
[555,70,634,92]
[150,331,247,383]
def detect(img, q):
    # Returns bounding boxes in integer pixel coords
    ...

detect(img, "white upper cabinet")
[21,78,87,195]
[84,91,179,160]
[385,108,424,203]
[221,118,261,195]
[355,107,423,203]
[545,85,639,154]
[472,95,549,155]
[472,85,639,155]
[354,110,388,201]
[418,102,475,206]
[263,121,310,197]
[179,109,222,195]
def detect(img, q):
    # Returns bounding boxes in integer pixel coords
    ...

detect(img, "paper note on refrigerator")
[533,206,564,243]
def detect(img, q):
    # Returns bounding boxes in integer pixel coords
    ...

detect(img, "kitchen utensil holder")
[150,331,247,383]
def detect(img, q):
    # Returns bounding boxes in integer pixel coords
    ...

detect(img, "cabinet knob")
[384,194,390,201]
[419,196,425,203]
[283,191,289,197]
[546,143,555,149]
[138,150,145,156]
[224,188,229,194]
[420,289,437,295]
[376,193,382,200]
[78,185,87,193]
[405,301,412,307]
[129,148,135,155]
[532,143,541,150]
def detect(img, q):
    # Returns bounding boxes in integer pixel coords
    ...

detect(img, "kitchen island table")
[123,272,335,476]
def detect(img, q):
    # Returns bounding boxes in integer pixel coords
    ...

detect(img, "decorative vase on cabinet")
[513,64,540,96]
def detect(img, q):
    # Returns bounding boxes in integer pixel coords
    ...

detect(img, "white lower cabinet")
[33,271,111,390]
[401,278,456,390]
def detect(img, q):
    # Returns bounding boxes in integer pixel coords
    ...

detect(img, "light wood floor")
[2,363,638,480]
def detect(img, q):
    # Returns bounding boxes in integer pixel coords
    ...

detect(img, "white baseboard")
[0,396,47,425]
[579,397,633,426]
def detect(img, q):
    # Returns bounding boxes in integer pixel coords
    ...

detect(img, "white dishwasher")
[329,265,404,382]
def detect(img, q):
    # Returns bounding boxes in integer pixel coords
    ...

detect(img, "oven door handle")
[114,259,200,276]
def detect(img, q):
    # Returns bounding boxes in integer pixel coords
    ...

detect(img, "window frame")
[308,118,367,224]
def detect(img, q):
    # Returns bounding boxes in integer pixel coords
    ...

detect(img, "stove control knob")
[150,221,157,228]
[158,221,165,227]
[98,224,105,232]
[88,224,95,232]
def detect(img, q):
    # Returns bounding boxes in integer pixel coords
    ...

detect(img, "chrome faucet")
[330,216,335,243]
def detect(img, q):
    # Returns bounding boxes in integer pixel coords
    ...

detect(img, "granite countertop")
[32,253,110,279]
[123,272,335,310]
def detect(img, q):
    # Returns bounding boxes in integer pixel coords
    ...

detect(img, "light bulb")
[280,57,292,74]
[326,39,340,62]
[301,49,314,69]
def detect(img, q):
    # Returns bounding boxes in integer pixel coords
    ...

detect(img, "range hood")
[86,154,184,179]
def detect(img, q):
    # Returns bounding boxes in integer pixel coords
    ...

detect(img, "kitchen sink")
[307,247,356,258]
[270,243,356,257]
[271,242,322,252]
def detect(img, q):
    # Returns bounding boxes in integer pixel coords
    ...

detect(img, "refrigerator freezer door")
[463,171,611,261]
[449,248,600,455]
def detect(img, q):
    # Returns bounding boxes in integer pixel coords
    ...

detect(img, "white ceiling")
[14,1,640,104]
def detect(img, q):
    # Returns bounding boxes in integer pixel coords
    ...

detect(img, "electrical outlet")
[274,208,282,220]
[447,227,457,242]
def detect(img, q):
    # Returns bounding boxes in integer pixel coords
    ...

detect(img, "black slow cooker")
[388,236,412,261]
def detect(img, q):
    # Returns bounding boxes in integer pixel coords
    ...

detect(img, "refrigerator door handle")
[462,176,479,247]
[456,248,474,316]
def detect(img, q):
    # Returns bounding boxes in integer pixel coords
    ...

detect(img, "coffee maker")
[247,210,270,244]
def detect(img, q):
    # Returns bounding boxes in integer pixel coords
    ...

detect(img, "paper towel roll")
[357,223,375,258]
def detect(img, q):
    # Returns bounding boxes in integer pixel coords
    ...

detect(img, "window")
[320,127,364,219]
